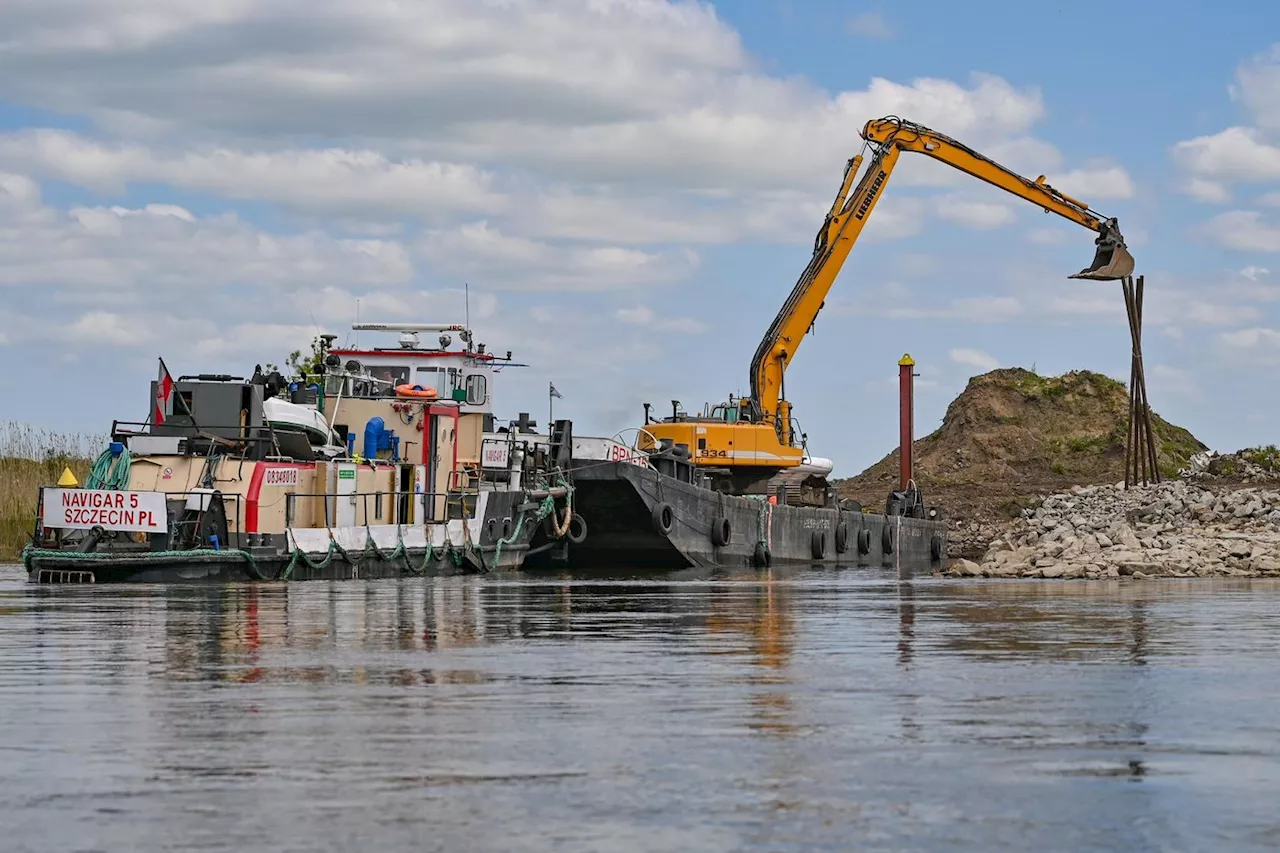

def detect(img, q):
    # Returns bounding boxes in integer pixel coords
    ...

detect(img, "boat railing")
[109,418,295,453]
[283,488,478,529]
[110,418,270,438]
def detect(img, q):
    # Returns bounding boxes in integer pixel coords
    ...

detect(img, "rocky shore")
[942,478,1280,580]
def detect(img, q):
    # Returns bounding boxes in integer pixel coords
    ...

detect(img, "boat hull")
[535,460,947,571]
[24,490,537,584]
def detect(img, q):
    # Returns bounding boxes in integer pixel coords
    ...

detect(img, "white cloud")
[0,172,41,209]
[943,296,1022,322]
[0,1,1047,197]
[1173,126,1280,186]
[0,192,413,294]
[0,129,504,219]
[1220,326,1280,350]
[1149,364,1200,399]
[847,12,893,39]
[1047,294,1116,317]
[1232,43,1280,131]
[1242,265,1271,281]
[1203,210,1280,252]
[1027,227,1068,245]
[932,194,1015,229]
[512,187,827,246]
[949,347,999,372]
[616,306,654,325]
[860,196,927,242]
[1173,46,1280,195]
[833,290,1023,323]
[661,317,707,333]
[419,221,699,292]
[1050,164,1135,200]
[1185,178,1231,203]
[1183,301,1261,325]
[613,304,705,333]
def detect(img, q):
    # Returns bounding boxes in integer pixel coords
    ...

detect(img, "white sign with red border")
[43,489,168,533]
[481,439,510,469]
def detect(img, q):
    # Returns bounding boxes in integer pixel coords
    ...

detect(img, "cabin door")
[397,464,413,524]
[334,462,357,527]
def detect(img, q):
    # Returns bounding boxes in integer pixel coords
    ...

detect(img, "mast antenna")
[464,282,471,334]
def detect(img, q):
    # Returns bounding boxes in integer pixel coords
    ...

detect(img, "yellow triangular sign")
[57,467,79,487]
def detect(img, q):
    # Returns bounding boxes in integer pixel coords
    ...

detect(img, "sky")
[1,0,1279,476]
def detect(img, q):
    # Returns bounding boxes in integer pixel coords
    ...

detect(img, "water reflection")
[6,568,1280,852]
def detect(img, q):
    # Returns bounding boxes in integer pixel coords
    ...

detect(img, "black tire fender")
[711,517,731,547]
[882,524,894,554]
[811,529,826,560]
[930,534,943,561]
[834,522,849,554]
[753,541,772,568]
[652,502,674,536]
[857,528,871,555]
[502,516,514,540]
[567,513,588,545]
[486,517,498,539]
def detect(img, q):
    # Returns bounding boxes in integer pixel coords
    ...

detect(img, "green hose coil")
[84,446,131,490]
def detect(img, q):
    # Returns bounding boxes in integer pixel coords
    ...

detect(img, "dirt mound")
[834,367,1208,557]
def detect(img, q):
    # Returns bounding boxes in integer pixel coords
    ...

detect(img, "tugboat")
[22,322,575,583]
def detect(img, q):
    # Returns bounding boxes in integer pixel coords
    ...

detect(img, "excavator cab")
[1068,218,1135,281]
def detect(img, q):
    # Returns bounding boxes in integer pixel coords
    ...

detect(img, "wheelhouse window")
[416,366,462,392]
[415,366,441,391]
[466,373,487,405]
[368,365,408,390]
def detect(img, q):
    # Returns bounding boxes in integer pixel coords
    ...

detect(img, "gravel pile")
[943,479,1280,580]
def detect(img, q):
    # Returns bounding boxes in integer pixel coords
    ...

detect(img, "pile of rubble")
[1180,448,1280,484]
[944,478,1280,580]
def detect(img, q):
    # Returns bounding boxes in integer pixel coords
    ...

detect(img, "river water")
[2,563,1279,852]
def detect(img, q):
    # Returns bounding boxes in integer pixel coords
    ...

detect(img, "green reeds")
[0,422,106,562]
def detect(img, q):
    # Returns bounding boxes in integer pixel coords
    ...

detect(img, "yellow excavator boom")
[746,115,1134,443]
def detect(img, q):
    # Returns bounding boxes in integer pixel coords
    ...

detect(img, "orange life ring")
[395,384,438,400]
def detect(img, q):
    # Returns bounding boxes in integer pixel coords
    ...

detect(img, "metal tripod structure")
[1122,274,1161,488]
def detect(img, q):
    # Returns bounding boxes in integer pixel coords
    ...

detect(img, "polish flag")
[155,357,174,425]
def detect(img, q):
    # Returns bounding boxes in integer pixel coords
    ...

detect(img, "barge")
[520,371,947,573]
[23,322,575,583]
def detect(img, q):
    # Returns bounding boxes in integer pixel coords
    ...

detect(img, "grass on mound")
[0,423,103,562]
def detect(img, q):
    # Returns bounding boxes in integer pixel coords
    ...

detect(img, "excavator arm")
[860,116,1133,282]
[747,115,1134,443]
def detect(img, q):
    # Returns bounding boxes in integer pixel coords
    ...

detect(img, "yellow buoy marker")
[57,467,79,487]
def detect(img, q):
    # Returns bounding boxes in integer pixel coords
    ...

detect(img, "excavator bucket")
[1068,218,1135,281]
[1069,241,1135,281]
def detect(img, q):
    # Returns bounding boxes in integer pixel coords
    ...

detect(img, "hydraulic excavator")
[639,115,1136,495]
